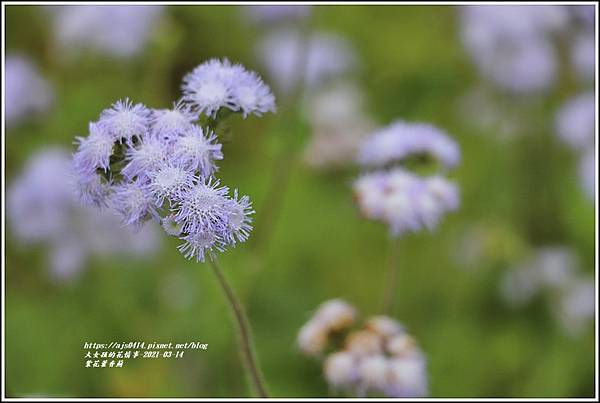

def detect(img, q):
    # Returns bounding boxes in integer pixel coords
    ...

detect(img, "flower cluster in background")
[8,148,160,282]
[298,299,428,398]
[353,121,460,237]
[5,54,54,127]
[460,5,569,95]
[46,5,164,59]
[71,59,275,262]
[501,247,595,337]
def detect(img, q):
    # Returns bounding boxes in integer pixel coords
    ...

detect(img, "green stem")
[208,259,269,397]
[382,238,401,315]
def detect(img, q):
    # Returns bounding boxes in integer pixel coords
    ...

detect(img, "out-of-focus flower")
[303,82,374,169]
[5,55,54,126]
[353,169,459,237]
[357,121,460,170]
[257,29,357,96]
[8,148,161,283]
[298,301,428,397]
[324,351,358,389]
[47,5,164,59]
[297,298,357,356]
[242,5,312,24]
[459,5,570,94]
[554,92,595,151]
[182,58,276,118]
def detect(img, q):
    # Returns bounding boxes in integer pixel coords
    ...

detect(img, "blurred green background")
[4,5,596,398]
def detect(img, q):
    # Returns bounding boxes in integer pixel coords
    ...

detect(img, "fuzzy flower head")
[150,101,197,142]
[110,180,158,229]
[182,58,276,118]
[122,136,168,181]
[223,190,255,244]
[73,122,115,173]
[98,98,151,143]
[148,164,196,207]
[170,125,223,177]
[357,121,460,171]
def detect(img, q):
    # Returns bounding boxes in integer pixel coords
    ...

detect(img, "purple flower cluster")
[182,58,276,118]
[353,121,460,236]
[72,59,274,262]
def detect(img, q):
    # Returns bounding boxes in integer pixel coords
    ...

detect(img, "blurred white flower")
[324,351,358,389]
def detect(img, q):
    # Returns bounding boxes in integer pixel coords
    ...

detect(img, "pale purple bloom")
[122,136,168,181]
[224,190,255,244]
[257,29,357,95]
[150,101,197,142]
[178,230,225,263]
[110,180,158,229]
[357,121,460,170]
[5,54,54,126]
[8,149,74,242]
[554,92,595,150]
[353,169,459,237]
[181,58,276,118]
[230,71,277,118]
[70,60,267,263]
[173,177,231,237]
[73,122,115,173]
[170,125,223,177]
[98,98,151,143]
[459,5,567,94]
[148,164,196,207]
[72,168,111,208]
[48,5,164,59]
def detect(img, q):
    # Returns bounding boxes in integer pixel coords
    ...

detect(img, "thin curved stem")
[208,259,269,397]
[382,238,401,315]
